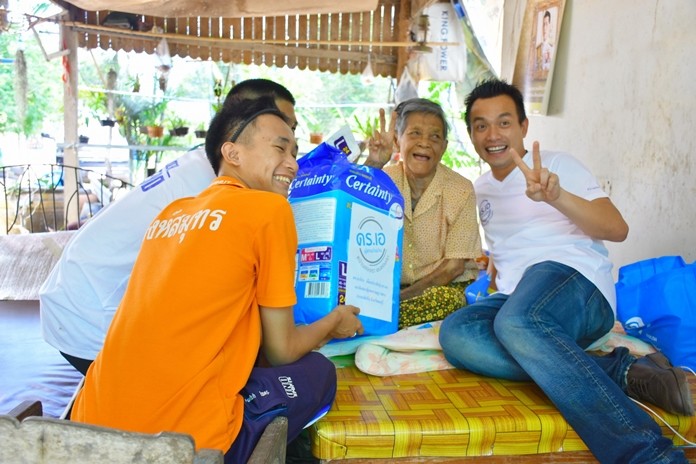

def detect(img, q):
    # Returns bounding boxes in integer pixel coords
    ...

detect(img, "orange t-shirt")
[71,177,298,452]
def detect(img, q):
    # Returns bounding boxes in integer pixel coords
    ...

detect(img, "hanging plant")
[106,67,118,118]
[0,0,8,33]
[195,122,208,138]
[157,64,170,92]
[14,49,28,134]
[213,78,223,98]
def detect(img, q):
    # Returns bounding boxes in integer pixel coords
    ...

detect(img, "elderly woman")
[365,98,482,328]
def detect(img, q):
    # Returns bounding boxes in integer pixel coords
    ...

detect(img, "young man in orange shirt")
[71,96,364,463]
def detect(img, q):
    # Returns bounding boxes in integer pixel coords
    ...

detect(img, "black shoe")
[285,429,319,464]
[627,352,694,416]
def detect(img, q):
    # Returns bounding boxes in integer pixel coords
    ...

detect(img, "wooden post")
[61,18,80,227]
[394,0,413,83]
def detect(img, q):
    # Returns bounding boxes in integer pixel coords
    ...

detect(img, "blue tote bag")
[616,256,696,370]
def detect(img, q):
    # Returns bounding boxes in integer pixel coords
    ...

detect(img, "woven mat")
[310,364,696,460]
[0,231,75,300]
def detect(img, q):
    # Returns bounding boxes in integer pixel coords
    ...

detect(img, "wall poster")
[512,0,566,115]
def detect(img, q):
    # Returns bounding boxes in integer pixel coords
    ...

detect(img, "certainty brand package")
[288,143,404,336]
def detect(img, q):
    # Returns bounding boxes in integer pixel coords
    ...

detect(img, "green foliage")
[166,114,189,130]
[77,54,193,181]
[138,100,168,127]
[295,72,391,137]
[29,1,54,15]
[299,111,323,134]
[0,25,63,136]
[3,28,470,174]
[422,81,478,173]
[231,66,392,143]
[441,145,479,171]
[352,114,378,140]
[173,62,232,121]
[79,88,109,122]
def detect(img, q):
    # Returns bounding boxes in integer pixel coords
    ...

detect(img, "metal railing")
[1,164,132,234]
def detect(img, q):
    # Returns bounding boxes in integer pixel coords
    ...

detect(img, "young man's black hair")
[464,79,527,133]
[205,96,288,175]
[223,78,296,107]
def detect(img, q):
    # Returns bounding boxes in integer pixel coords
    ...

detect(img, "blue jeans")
[439,261,686,464]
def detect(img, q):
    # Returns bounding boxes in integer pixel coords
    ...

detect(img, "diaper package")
[288,143,404,336]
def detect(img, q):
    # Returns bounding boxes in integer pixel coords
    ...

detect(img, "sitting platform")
[309,360,696,462]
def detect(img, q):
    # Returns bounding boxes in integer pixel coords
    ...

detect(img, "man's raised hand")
[511,141,561,203]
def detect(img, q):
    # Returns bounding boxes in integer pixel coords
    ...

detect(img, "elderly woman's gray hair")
[394,98,449,140]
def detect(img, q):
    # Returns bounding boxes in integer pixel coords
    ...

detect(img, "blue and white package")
[288,143,404,336]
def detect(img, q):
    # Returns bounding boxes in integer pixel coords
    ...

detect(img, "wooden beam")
[410,0,441,16]
[7,400,43,422]
[65,21,455,48]
[70,23,397,64]
[395,0,412,82]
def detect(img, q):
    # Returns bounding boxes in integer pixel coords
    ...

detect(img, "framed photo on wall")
[512,0,566,115]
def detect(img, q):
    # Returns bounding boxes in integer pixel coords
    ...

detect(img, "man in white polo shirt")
[40,79,298,374]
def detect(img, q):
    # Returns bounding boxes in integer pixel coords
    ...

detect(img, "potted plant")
[147,125,164,138]
[80,89,116,130]
[302,113,325,145]
[114,97,169,182]
[167,115,189,136]
[139,101,167,139]
[309,132,323,144]
[194,122,208,138]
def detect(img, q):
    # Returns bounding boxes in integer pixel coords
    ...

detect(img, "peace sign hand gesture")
[364,108,397,169]
[511,141,560,203]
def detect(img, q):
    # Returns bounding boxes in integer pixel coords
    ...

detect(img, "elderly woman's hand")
[364,108,397,168]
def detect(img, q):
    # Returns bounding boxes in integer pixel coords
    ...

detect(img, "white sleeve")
[548,153,607,201]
